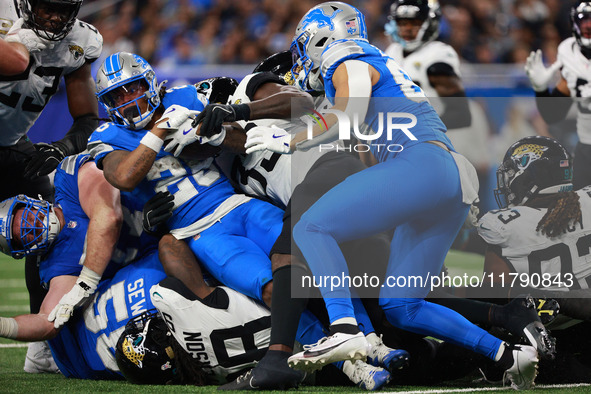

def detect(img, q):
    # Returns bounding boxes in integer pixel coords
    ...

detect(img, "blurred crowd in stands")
[81,0,581,69]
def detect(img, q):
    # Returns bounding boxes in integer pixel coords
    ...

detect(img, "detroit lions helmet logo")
[301,8,342,31]
[511,144,548,170]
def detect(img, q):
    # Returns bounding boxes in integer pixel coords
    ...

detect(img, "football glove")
[155,105,200,131]
[5,18,54,53]
[245,125,291,154]
[48,266,101,329]
[524,49,562,92]
[143,191,174,237]
[192,103,249,138]
[23,142,66,179]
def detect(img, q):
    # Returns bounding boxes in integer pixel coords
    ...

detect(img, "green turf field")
[1,251,590,392]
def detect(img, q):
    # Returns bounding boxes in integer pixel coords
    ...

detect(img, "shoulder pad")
[66,20,103,62]
[321,39,366,77]
[477,212,508,246]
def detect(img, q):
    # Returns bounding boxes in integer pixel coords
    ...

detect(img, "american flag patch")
[346,20,356,28]
[560,160,569,167]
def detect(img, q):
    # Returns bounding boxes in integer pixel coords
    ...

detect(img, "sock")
[494,342,514,370]
[261,349,291,363]
[269,265,309,348]
[351,297,375,335]
[329,318,360,336]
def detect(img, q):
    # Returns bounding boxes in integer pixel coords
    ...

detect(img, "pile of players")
[1,0,591,391]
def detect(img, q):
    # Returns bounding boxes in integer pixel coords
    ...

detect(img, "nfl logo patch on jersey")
[560,160,569,167]
[67,221,78,229]
[69,45,84,60]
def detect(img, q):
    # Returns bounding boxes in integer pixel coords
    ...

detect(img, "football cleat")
[366,335,410,372]
[218,355,306,390]
[342,360,391,391]
[502,296,556,359]
[23,341,60,374]
[535,298,560,325]
[288,332,368,372]
[503,344,539,390]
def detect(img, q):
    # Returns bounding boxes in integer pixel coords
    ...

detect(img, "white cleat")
[503,344,538,390]
[342,360,391,391]
[24,341,60,374]
[288,332,369,372]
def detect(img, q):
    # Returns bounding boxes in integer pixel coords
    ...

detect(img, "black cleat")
[218,353,306,390]
[501,296,556,359]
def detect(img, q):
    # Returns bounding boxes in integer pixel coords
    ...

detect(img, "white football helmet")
[0,195,61,259]
[290,2,368,92]
[96,52,162,130]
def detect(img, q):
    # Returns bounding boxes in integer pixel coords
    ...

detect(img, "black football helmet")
[195,77,238,105]
[494,136,573,208]
[385,0,441,52]
[571,1,591,51]
[253,50,294,81]
[19,0,82,41]
[115,310,176,385]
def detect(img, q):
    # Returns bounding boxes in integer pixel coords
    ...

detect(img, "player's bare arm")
[0,38,29,75]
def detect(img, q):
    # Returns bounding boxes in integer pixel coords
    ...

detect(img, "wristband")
[77,266,101,293]
[140,132,164,153]
[0,317,18,339]
[231,104,251,122]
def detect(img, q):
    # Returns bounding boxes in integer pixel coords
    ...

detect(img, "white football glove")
[155,104,200,130]
[245,125,291,154]
[164,118,227,157]
[5,18,54,53]
[48,267,101,329]
[524,49,562,92]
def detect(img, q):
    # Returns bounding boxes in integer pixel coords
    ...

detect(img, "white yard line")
[382,383,591,393]
[0,343,29,348]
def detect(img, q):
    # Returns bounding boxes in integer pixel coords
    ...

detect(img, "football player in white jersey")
[384,0,471,131]
[525,1,591,189]
[477,135,591,383]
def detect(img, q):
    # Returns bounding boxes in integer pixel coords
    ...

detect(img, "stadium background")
[28,0,583,212]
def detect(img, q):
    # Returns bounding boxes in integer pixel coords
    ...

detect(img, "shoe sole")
[289,347,368,372]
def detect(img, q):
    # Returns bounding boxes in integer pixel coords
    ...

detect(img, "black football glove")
[142,191,175,237]
[23,142,66,179]
[192,103,250,138]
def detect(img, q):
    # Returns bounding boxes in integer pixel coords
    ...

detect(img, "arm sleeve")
[245,72,287,101]
[427,62,471,129]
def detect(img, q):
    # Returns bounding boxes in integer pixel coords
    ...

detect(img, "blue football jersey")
[320,39,453,162]
[39,154,158,287]
[87,85,237,231]
[48,252,166,379]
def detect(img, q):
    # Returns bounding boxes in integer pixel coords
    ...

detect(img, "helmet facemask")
[572,2,591,53]
[96,53,162,130]
[385,0,441,52]
[494,137,573,209]
[0,195,61,259]
[19,0,81,41]
[116,310,176,385]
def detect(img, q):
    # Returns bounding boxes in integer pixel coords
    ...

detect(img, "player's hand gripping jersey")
[48,253,166,379]
[88,86,247,233]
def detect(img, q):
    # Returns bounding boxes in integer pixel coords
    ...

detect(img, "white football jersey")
[0,19,103,146]
[216,73,336,208]
[557,37,591,144]
[385,40,461,99]
[0,0,18,37]
[150,283,270,383]
[478,187,591,291]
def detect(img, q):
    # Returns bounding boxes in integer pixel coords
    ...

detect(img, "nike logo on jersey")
[272,134,285,139]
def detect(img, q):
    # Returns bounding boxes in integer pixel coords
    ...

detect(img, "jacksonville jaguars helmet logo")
[301,8,342,31]
[511,144,548,170]
[121,335,147,367]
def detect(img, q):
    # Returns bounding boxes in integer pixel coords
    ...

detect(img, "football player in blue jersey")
[243,2,538,390]
[0,154,162,378]
[88,52,284,306]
